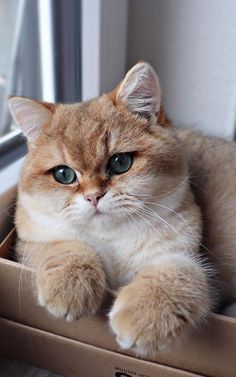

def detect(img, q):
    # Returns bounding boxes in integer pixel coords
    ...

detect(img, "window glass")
[0,0,42,139]
[0,0,81,170]
[0,0,19,136]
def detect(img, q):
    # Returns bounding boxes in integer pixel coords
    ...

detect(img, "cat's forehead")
[47,95,147,169]
[54,95,121,127]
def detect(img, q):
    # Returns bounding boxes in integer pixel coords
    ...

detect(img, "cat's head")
[9,62,187,230]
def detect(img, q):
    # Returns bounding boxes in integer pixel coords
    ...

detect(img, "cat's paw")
[109,274,209,356]
[37,247,106,320]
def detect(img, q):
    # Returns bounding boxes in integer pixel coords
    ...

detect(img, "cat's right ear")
[8,96,55,142]
[115,62,161,118]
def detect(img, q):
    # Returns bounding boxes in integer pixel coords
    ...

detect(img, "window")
[0,0,81,170]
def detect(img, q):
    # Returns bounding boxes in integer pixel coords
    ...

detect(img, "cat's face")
[9,63,187,229]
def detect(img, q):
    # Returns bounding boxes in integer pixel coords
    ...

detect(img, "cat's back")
[177,129,236,302]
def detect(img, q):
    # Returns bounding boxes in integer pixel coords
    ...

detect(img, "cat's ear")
[116,62,161,117]
[8,96,55,142]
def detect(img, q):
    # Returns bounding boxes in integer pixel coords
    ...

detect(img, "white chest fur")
[19,191,199,290]
[76,215,192,290]
[80,220,157,289]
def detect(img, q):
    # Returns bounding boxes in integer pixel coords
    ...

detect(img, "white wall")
[82,0,128,100]
[127,0,236,140]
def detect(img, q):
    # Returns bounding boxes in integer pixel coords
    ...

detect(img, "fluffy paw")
[37,244,106,320]
[109,267,210,356]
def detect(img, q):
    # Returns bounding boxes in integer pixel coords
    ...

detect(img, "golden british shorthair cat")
[8,62,236,356]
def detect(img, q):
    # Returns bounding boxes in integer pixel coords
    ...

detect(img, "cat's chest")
[78,223,160,289]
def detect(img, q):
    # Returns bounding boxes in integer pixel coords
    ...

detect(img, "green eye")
[53,165,77,184]
[107,153,133,175]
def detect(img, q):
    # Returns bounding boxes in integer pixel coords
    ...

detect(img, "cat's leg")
[109,253,212,356]
[35,241,106,320]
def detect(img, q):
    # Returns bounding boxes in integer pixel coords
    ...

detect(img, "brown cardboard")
[0,187,236,377]
[0,318,203,377]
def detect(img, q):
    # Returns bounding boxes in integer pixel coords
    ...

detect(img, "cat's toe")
[66,313,75,322]
[109,280,196,356]
[46,302,69,319]
[37,252,106,319]
[117,336,135,350]
[109,308,154,356]
[109,303,141,353]
[37,286,75,319]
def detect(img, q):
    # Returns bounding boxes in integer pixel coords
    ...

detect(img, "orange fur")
[9,62,234,356]
[177,129,236,305]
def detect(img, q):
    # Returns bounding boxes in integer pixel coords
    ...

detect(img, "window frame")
[0,0,82,170]
[0,130,26,170]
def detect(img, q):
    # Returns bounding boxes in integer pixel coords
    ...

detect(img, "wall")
[82,0,128,100]
[127,0,236,139]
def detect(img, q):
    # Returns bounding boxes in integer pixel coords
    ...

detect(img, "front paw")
[109,273,210,356]
[37,246,106,320]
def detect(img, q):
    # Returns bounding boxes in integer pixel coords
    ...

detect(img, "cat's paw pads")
[37,252,106,320]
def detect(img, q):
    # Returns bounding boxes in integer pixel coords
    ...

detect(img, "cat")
[177,129,236,307]
[8,62,235,356]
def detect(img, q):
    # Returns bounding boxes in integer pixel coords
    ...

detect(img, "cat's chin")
[94,208,103,216]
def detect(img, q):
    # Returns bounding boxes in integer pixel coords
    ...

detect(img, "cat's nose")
[84,191,106,207]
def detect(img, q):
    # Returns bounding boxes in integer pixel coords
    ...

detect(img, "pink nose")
[84,191,106,207]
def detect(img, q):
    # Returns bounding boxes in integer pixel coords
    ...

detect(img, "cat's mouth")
[93,207,107,217]
[93,207,110,218]
[94,208,102,215]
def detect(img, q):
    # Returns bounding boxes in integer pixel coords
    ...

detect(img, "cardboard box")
[0,188,235,377]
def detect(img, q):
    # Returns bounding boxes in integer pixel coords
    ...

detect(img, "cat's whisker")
[130,208,162,243]
[0,199,17,219]
[132,176,189,201]
[188,178,208,195]
[142,201,215,257]
[123,208,144,232]
[134,205,189,252]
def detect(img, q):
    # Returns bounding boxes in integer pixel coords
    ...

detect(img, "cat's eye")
[107,153,133,175]
[53,165,77,184]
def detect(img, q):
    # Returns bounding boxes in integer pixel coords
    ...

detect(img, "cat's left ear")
[116,62,161,117]
[8,96,55,142]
